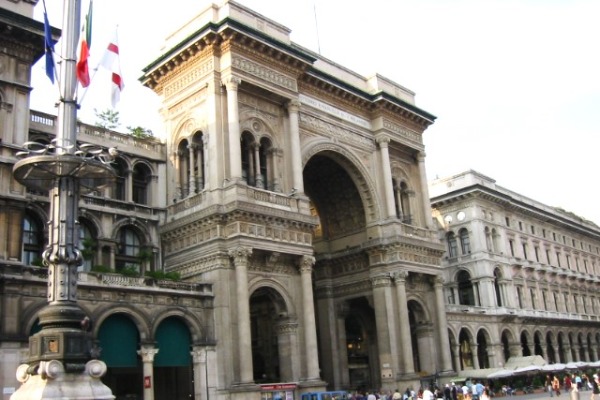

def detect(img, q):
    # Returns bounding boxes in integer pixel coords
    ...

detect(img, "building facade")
[1,1,451,399]
[430,170,600,376]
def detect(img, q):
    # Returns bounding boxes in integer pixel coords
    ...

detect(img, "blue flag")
[43,11,55,84]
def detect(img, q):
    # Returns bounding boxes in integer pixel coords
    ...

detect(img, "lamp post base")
[11,359,114,400]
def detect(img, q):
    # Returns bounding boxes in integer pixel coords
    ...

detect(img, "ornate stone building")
[430,170,600,376]
[1,1,451,399]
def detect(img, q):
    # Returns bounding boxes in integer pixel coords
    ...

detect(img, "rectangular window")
[553,293,559,311]
[534,247,540,262]
[531,225,535,234]
[509,240,515,257]
[530,289,536,309]
[505,217,510,227]
[519,221,523,231]
[522,243,528,260]
[556,252,562,267]
[542,229,546,238]
[545,250,551,265]
[517,287,523,308]
[564,294,569,312]
[553,232,557,241]
[566,255,571,269]
[542,291,548,311]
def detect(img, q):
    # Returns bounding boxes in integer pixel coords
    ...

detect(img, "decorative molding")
[232,55,297,91]
[299,113,373,150]
[165,59,214,98]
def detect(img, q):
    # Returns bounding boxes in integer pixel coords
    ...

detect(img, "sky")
[31,0,600,225]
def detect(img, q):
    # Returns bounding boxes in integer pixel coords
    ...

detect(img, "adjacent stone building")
[430,170,600,376]
[1,1,450,399]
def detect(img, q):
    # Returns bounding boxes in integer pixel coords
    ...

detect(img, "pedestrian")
[553,375,562,397]
[591,374,600,400]
[547,375,555,398]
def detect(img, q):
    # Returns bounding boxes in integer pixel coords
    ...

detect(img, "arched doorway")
[250,286,290,383]
[98,313,142,399]
[154,316,193,399]
[344,297,376,393]
[458,329,474,369]
[477,329,490,369]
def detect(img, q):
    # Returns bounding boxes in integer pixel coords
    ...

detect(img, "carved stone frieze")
[232,55,297,91]
[382,119,422,146]
[164,58,215,99]
[299,113,374,150]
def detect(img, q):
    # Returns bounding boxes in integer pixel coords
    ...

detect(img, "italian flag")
[76,1,93,87]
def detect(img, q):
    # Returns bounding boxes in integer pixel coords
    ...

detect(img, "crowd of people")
[339,372,600,400]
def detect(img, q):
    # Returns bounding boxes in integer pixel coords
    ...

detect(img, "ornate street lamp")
[11,0,115,398]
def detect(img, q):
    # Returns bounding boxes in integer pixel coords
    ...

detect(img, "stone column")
[416,152,432,229]
[126,168,133,202]
[275,320,300,382]
[269,148,281,192]
[478,277,496,307]
[336,302,350,389]
[223,76,243,181]
[188,143,197,195]
[229,247,254,384]
[137,345,159,400]
[471,343,480,369]
[375,134,397,219]
[434,276,453,372]
[371,273,399,383]
[253,142,263,188]
[191,346,208,400]
[453,343,461,371]
[393,271,415,375]
[300,255,320,380]
[201,134,209,190]
[286,100,304,193]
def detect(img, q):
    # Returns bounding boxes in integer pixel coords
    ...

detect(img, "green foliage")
[120,265,140,277]
[81,237,96,260]
[137,249,153,262]
[91,265,113,273]
[127,125,154,139]
[94,108,120,130]
[532,376,543,388]
[31,257,45,267]
[144,270,181,281]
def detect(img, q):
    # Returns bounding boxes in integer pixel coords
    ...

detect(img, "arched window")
[192,131,205,191]
[457,270,475,306]
[22,213,44,266]
[78,221,95,272]
[115,227,142,273]
[259,137,272,190]
[399,182,411,224]
[132,163,152,205]
[494,268,503,307]
[112,157,128,201]
[241,132,275,191]
[447,232,458,258]
[459,228,471,254]
[241,132,254,186]
[177,139,190,198]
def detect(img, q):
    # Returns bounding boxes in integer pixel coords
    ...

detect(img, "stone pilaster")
[138,345,159,400]
[223,76,242,181]
[229,246,254,384]
[299,255,320,381]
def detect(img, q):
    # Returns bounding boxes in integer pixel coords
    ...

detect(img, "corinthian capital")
[375,134,391,147]
[286,99,301,113]
[222,75,242,90]
[299,255,316,274]
[229,247,252,265]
